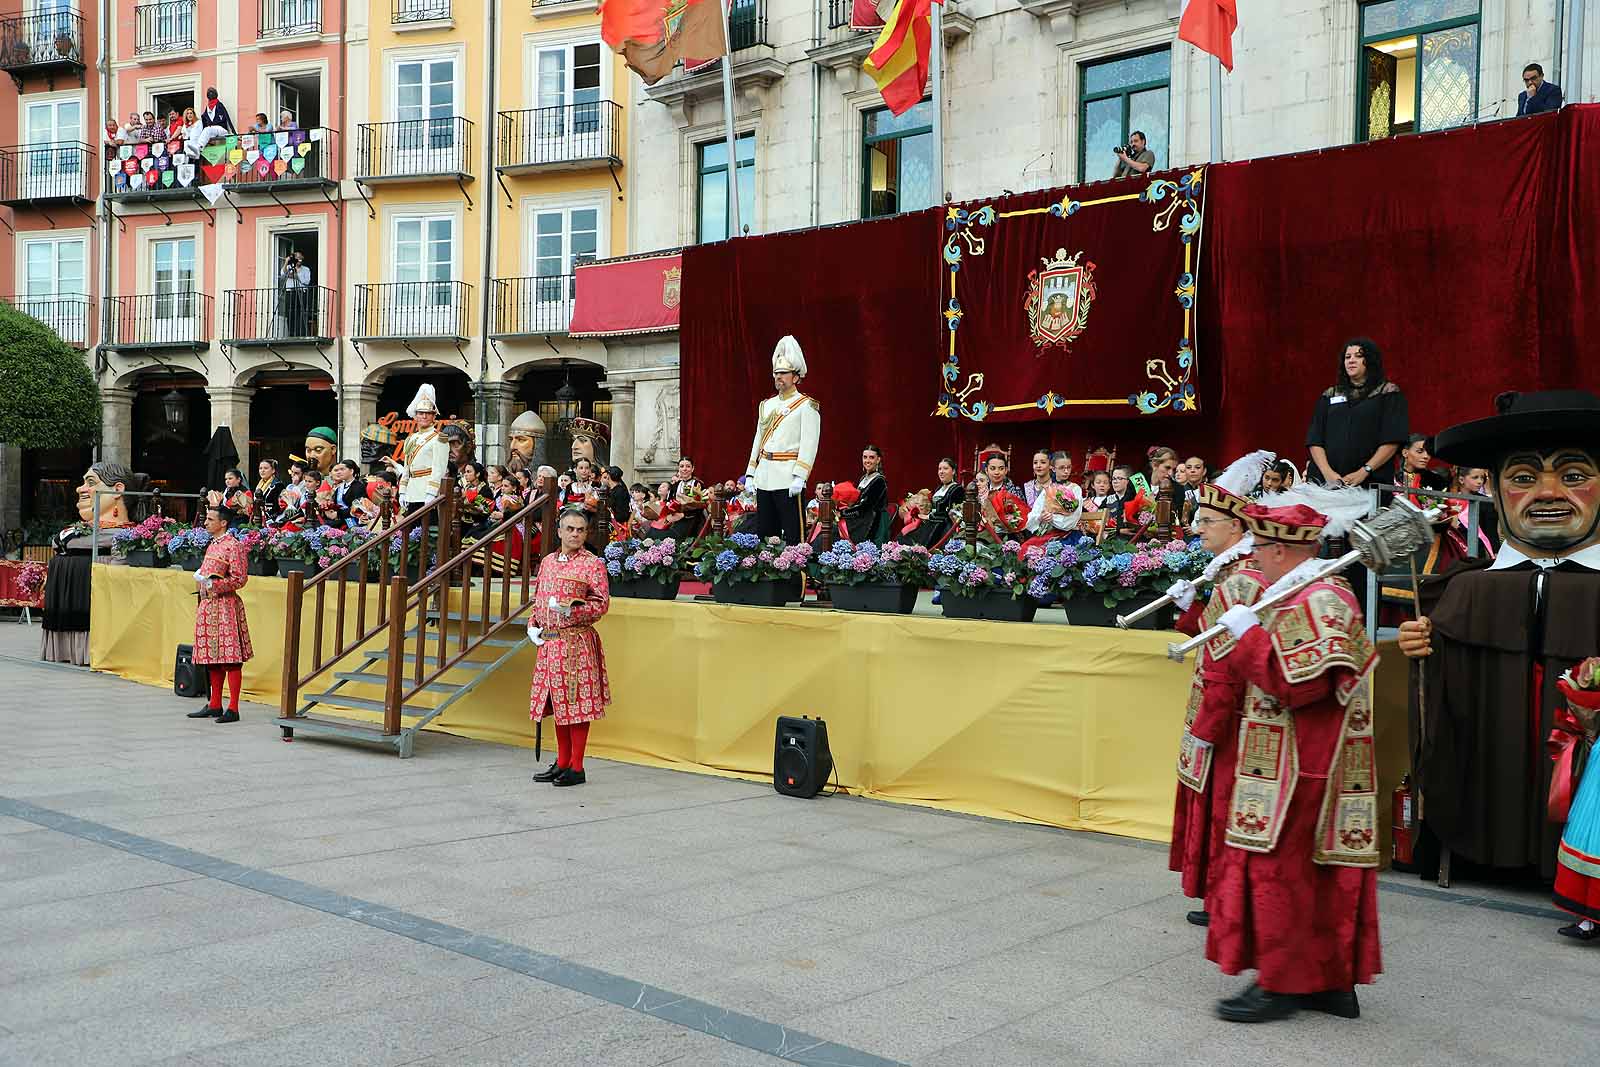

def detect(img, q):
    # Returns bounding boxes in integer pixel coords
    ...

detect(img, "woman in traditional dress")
[528,506,611,788]
[1023,450,1053,508]
[1553,659,1600,940]
[898,456,964,549]
[187,506,253,724]
[214,468,254,528]
[974,446,1028,542]
[1019,481,1085,558]
[838,444,889,544]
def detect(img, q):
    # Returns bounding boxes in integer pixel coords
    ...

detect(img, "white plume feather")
[1255,481,1375,540]
[1212,450,1276,499]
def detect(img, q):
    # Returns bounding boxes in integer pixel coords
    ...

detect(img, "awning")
[568,250,682,338]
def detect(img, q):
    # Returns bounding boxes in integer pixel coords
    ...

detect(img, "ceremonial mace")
[1166,499,1440,662]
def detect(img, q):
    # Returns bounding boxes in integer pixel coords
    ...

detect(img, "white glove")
[788,478,805,497]
[526,617,545,647]
[740,474,753,489]
[1218,603,1260,639]
[1166,579,1197,611]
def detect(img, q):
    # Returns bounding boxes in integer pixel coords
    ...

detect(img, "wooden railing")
[279,478,459,721]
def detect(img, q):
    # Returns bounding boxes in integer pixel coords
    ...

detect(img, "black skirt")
[42,550,92,633]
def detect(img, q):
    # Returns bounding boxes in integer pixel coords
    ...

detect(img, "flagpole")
[929,0,944,200]
[718,0,742,238]
[1209,54,1223,162]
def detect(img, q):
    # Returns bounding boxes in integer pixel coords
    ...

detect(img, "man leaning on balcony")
[1517,63,1563,116]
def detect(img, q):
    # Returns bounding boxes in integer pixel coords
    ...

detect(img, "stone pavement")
[0,619,1597,1066]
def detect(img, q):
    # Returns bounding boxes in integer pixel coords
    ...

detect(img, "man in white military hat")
[384,382,452,512]
[743,336,821,543]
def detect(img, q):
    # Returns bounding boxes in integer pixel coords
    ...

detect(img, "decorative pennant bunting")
[273,159,289,176]
[132,143,149,159]
[289,157,306,174]
[222,162,238,181]
[229,149,244,164]
[262,142,279,162]
[202,144,226,165]
[254,159,271,178]
[161,170,175,187]
[176,164,195,187]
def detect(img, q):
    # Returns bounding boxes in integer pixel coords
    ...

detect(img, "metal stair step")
[400,628,524,647]
[333,671,464,692]
[301,693,438,716]
[357,652,502,668]
[276,714,402,743]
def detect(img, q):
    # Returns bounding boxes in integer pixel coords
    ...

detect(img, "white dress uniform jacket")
[744,390,821,492]
[395,426,450,505]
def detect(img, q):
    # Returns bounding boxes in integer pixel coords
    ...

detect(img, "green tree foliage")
[0,302,99,449]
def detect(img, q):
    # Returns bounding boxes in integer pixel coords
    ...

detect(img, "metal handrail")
[218,127,338,185]
[222,285,338,342]
[489,274,575,336]
[352,280,473,340]
[0,142,92,202]
[1,293,92,347]
[258,0,322,38]
[392,0,451,23]
[496,102,621,169]
[355,117,474,180]
[0,10,86,68]
[134,0,197,55]
[103,291,213,347]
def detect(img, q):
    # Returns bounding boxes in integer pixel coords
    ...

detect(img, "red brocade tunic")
[192,535,253,666]
[1205,577,1383,994]
[527,549,611,725]
[1169,561,1263,901]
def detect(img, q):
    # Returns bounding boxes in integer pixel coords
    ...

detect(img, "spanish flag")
[862,0,940,117]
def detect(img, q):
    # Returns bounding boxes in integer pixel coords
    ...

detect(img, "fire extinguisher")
[1392,774,1416,870]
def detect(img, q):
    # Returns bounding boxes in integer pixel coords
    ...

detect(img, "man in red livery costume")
[1165,452,1273,927]
[1205,500,1382,1023]
[187,505,254,724]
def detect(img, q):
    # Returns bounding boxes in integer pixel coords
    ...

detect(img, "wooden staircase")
[277,474,567,757]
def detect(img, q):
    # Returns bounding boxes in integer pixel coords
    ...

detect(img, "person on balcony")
[137,111,162,144]
[119,111,143,143]
[278,251,312,337]
[246,113,273,136]
[164,110,184,141]
[202,87,235,134]
[183,106,229,161]
[276,108,299,132]
[103,119,125,148]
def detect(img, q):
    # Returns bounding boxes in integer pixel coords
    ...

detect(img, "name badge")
[1328,395,1348,405]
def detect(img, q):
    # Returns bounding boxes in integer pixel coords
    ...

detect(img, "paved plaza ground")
[1,619,1597,1066]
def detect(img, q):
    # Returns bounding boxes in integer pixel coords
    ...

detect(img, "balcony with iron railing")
[807,0,970,70]
[489,275,575,337]
[0,142,91,205]
[222,286,338,346]
[644,0,784,109]
[218,127,339,189]
[258,0,323,41]
[0,10,86,84]
[104,140,206,202]
[392,0,451,25]
[352,281,472,342]
[496,103,621,175]
[134,1,197,58]
[355,118,474,184]
[2,294,92,348]
[103,291,213,351]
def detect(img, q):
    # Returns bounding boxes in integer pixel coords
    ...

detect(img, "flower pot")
[1064,592,1175,630]
[612,576,681,600]
[176,555,204,572]
[830,581,919,614]
[939,588,1037,622]
[249,558,276,577]
[276,558,315,578]
[124,549,157,568]
[712,576,802,607]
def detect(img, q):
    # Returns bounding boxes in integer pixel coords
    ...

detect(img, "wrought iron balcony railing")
[216,127,338,187]
[352,281,472,341]
[2,294,91,347]
[259,0,323,39]
[392,0,451,24]
[490,275,575,337]
[355,118,474,181]
[729,0,767,50]
[0,11,86,75]
[497,103,621,172]
[0,142,91,204]
[135,1,197,56]
[104,291,213,349]
[223,286,338,344]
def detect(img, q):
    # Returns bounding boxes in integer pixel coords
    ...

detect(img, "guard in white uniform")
[743,336,821,544]
[386,383,452,512]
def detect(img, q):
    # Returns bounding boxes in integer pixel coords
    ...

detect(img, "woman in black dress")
[254,459,284,518]
[1305,338,1409,488]
[838,444,889,544]
[898,457,964,548]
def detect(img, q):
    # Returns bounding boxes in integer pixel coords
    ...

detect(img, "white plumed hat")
[406,383,439,418]
[771,336,807,378]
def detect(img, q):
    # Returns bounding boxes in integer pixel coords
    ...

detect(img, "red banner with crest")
[569,251,683,338]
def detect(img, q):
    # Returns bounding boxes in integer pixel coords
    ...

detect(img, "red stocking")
[226,667,243,711]
[208,667,224,709]
[554,721,572,769]
[569,721,590,772]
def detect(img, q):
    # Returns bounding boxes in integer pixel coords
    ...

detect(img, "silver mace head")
[1347,497,1443,571]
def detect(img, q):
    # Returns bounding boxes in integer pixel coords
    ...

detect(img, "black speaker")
[174,644,204,698]
[774,716,832,798]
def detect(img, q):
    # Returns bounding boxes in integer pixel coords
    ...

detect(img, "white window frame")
[17,87,87,200]
[255,57,331,134]
[385,44,467,176]
[16,228,89,345]
[381,201,465,336]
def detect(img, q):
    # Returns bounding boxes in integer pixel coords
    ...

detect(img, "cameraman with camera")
[278,250,312,338]
[1112,130,1155,179]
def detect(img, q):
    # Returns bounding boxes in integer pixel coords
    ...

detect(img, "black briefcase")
[174,644,204,698]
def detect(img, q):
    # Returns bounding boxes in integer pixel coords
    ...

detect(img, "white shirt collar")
[1488,541,1600,571]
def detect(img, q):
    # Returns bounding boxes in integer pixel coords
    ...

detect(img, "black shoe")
[531,762,564,782]
[1217,982,1298,1023]
[552,768,586,787]
[1186,910,1210,927]
[1558,922,1600,941]
[1299,988,1360,1018]
[215,710,240,724]
[187,706,223,719]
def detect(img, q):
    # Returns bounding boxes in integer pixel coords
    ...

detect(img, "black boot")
[187,706,223,719]
[1558,922,1600,941]
[552,768,586,787]
[531,762,564,783]
[1186,910,1210,927]
[215,709,240,724]
[1217,981,1298,1023]
[1299,988,1360,1018]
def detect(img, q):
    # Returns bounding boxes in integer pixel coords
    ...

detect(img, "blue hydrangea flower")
[730,533,759,549]
[715,549,739,572]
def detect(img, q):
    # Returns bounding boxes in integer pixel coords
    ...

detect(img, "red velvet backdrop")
[683,106,1600,493]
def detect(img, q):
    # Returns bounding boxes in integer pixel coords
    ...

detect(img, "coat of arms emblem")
[1024,248,1097,351]
[662,266,682,310]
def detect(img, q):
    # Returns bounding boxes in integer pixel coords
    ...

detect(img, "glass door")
[24,97,82,199]
[534,42,602,160]
[25,0,75,53]
[22,236,86,344]
[395,58,456,174]
[393,216,455,335]
[151,237,196,343]
[530,206,597,331]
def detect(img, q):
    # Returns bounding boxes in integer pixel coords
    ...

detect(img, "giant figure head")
[1434,390,1600,558]
[565,416,609,469]
[439,420,476,468]
[76,461,137,525]
[507,409,546,473]
[303,426,337,474]
[359,423,399,468]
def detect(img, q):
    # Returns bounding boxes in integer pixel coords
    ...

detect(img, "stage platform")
[89,565,1411,849]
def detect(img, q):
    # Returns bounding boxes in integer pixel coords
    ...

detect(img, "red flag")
[863,0,939,117]
[1178,0,1238,72]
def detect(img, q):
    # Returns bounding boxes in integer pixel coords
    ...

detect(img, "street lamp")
[553,362,580,423]
[161,387,187,436]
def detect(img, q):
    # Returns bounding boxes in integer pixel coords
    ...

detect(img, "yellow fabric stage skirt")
[90,566,1410,848]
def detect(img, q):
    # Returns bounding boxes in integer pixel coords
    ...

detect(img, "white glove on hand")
[526,617,545,647]
[1166,579,1197,611]
[788,478,805,497]
[1218,603,1260,638]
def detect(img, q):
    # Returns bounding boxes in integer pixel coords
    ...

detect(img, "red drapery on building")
[683,106,1600,490]
[569,251,683,338]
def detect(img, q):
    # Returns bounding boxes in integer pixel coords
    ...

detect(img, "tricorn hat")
[1433,390,1600,469]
